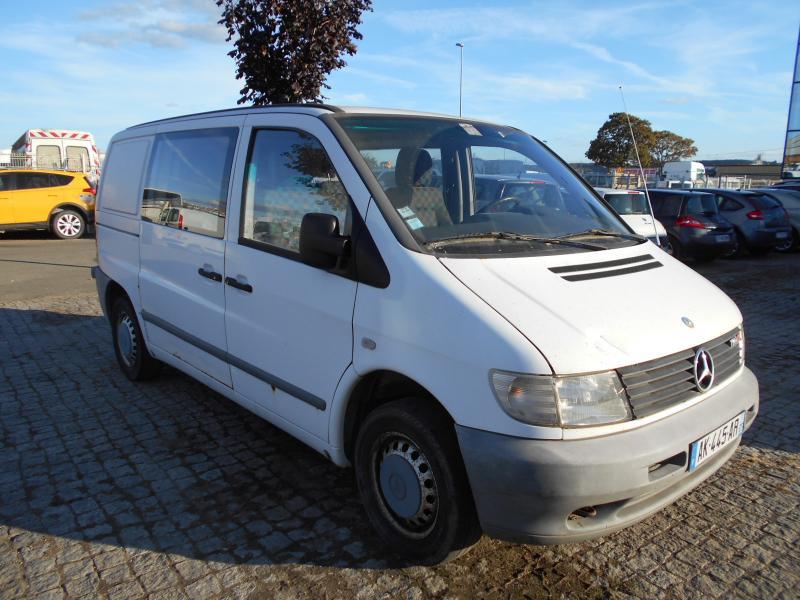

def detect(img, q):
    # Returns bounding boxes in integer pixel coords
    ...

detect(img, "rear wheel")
[111,297,162,381]
[51,210,85,239]
[668,235,684,261]
[354,398,481,565]
[723,230,744,258]
[775,228,798,253]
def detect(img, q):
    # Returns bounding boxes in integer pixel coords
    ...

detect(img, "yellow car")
[0,169,96,239]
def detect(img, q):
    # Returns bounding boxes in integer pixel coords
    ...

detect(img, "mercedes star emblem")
[693,348,715,392]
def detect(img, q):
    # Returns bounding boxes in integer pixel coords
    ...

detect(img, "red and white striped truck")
[9,129,101,179]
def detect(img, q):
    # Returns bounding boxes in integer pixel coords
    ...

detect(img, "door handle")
[197,267,222,282]
[225,276,253,293]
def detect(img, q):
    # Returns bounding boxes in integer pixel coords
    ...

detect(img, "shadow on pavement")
[0,307,400,569]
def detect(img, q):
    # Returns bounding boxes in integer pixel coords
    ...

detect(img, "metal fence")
[0,154,95,173]
[578,171,781,191]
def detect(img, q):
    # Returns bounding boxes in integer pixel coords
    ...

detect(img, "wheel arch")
[340,369,455,464]
[104,279,131,324]
[49,203,90,225]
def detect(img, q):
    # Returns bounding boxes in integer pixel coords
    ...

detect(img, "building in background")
[782,26,800,179]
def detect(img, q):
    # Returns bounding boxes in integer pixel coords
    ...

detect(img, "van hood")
[440,244,741,374]
[620,214,667,239]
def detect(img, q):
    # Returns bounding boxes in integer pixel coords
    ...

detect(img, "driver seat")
[387,148,452,228]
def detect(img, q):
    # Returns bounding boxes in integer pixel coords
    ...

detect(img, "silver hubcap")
[116,314,137,367]
[374,433,438,538]
[56,213,82,237]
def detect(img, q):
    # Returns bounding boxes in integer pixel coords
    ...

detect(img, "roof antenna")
[619,85,661,246]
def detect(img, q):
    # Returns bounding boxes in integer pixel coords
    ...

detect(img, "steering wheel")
[477,196,533,215]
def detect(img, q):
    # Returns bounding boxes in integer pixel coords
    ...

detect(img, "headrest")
[395,147,434,187]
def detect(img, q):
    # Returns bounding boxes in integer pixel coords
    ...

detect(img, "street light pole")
[456,42,464,117]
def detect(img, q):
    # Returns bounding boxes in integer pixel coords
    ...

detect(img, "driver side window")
[241,129,350,254]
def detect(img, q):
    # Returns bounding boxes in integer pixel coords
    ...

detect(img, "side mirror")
[299,213,350,269]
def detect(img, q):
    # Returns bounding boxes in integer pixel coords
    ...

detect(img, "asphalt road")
[0,235,798,599]
[0,232,96,302]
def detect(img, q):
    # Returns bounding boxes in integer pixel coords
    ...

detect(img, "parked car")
[769,180,800,192]
[646,189,735,262]
[0,169,95,238]
[93,106,757,564]
[750,188,800,251]
[593,187,671,252]
[694,189,792,257]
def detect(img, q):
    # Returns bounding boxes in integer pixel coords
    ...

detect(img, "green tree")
[586,112,656,168]
[650,130,698,169]
[217,0,373,105]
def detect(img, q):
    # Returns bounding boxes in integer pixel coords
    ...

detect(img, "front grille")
[617,328,743,419]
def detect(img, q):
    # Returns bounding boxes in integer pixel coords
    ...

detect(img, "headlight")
[490,370,632,427]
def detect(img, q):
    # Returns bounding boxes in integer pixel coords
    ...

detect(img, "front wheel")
[52,210,86,239]
[354,398,481,565]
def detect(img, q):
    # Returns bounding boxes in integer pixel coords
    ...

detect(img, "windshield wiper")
[556,229,645,242]
[425,231,605,250]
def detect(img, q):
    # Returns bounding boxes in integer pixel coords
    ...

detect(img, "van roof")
[128,104,459,130]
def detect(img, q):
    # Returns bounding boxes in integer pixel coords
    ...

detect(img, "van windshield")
[335,115,639,256]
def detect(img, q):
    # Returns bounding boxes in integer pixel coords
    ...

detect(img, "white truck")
[658,161,706,188]
[9,129,101,178]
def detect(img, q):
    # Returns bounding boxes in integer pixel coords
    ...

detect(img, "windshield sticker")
[459,123,482,136]
[406,217,425,230]
[397,206,415,219]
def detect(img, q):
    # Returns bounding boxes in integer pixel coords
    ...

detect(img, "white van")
[594,187,671,252]
[93,106,758,564]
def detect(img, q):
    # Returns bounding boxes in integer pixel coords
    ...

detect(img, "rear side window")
[101,137,151,215]
[648,193,673,215]
[49,174,73,187]
[0,173,11,191]
[240,129,350,254]
[751,194,781,210]
[718,197,744,211]
[685,194,718,215]
[16,172,52,190]
[143,128,238,238]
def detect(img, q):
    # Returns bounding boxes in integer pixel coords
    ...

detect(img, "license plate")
[688,412,745,471]
[776,232,789,239]
[715,235,731,243]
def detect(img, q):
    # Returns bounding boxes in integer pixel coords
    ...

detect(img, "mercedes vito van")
[93,105,758,564]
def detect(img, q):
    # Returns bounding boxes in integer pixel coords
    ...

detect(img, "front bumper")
[457,367,758,545]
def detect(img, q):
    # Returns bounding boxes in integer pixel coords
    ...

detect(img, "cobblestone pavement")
[0,251,798,599]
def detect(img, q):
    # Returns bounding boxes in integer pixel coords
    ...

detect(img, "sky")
[1,0,798,163]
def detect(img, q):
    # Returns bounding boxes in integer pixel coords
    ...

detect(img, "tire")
[775,228,798,253]
[668,235,684,261]
[354,398,481,565]
[723,230,744,259]
[111,297,162,381]
[51,210,86,239]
